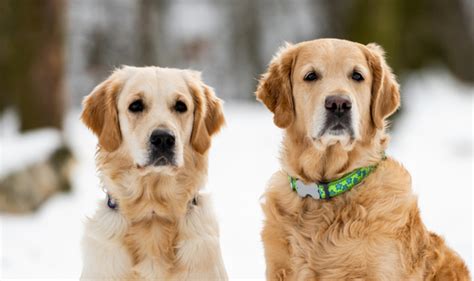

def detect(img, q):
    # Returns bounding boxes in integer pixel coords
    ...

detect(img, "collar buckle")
[107,193,118,210]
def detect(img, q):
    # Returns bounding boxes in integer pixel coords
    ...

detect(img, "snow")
[0,110,63,178]
[0,70,472,280]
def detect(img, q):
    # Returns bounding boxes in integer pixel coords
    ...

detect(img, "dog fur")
[80,66,227,280]
[256,39,470,280]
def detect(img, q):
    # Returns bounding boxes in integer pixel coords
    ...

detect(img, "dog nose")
[325,95,352,116]
[150,129,175,150]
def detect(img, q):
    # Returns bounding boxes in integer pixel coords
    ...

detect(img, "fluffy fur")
[80,66,227,280]
[256,39,469,280]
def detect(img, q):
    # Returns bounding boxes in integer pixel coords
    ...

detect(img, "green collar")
[289,163,379,200]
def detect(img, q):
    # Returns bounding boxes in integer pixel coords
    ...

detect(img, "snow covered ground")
[0,70,472,280]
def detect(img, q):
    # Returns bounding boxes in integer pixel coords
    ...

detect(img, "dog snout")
[325,95,352,117]
[150,129,175,151]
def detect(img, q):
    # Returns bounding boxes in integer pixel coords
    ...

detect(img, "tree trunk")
[0,0,65,131]
[227,0,262,99]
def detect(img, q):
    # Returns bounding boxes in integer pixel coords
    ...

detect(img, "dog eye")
[129,100,144,113]
[351,71,364,82]
[174,101,187,113]
[304,71,319,82]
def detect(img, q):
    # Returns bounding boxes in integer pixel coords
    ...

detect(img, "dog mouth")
[136,154,177,169]
[312,119,356,150]
[317,122,354,138]
[326,123,352,136]
[151,156,174,166]
[316,112,355,138]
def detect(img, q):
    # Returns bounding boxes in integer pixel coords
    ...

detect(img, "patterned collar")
[289,159,383,200]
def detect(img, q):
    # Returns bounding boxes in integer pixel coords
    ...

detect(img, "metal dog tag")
[295,180,320,199]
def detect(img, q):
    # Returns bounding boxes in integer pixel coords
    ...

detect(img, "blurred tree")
[0,1,72,213]
[0,0,65,131]
[84,0,167,82]
[137,0,167,66]
[227,0,264,99]
[320,0,474,83]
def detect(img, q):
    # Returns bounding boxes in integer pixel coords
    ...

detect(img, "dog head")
[256,39,400,151]
[81,66,224,174]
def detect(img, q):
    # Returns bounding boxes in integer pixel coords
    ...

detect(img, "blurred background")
[0,0,472,279]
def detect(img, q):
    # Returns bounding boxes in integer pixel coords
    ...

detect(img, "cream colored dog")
[256,39,469,280]
[80,66,227,280]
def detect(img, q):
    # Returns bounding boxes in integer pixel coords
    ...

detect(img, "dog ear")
[187,74,225,154]
[364,43,401,129]
[256,43,297,128]
[81,68,125,152]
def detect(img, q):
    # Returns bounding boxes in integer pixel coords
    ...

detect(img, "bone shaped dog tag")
[295,180,320,199]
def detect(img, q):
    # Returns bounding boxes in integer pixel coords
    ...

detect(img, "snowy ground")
[0,70,472,280]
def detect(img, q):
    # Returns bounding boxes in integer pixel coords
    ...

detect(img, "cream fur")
[81,193,226,281]
[80,66,227,280]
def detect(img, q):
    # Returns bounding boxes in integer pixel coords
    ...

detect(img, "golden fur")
[80,66,227,280]
[256,39,469,280]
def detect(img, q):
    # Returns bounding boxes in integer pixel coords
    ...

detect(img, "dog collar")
[289,163,379,200]
[107,193,118,210]
[105,193,199,210]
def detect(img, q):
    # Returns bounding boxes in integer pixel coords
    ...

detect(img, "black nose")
[325,95,352,116]
[150,129,175,151]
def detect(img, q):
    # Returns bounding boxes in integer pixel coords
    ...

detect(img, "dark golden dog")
[256,39,469,280]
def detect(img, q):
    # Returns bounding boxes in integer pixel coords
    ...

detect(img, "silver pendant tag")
[295,180,320,199]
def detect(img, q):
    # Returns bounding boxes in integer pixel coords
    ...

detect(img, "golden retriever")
[256,39,470,280]
[80,66,227,280]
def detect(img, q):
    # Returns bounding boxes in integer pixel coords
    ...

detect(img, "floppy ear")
[188,75,225,154]
[81,69,125,152]
[255,43,297,128]
[365,43,401,130]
